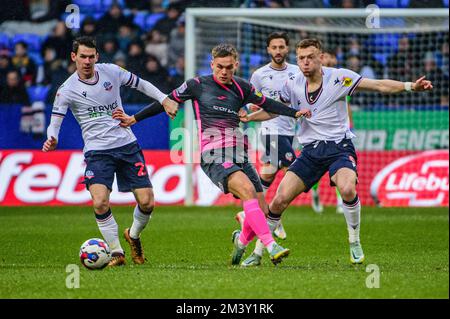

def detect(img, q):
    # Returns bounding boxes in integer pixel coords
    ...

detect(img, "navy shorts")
[288,139,358,192]
[201,160,263,195]
[83,141,152,192]
[261,134,296,169]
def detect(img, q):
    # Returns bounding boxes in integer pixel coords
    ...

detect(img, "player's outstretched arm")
[356,76,433,94]
[112,102,166,127]
[239,108,277,123]
[240,107,311,123]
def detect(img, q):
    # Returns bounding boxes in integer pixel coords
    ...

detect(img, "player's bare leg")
[331,168,364,264]
[124,187,154,264]
[90,184,125,266]
[228,171,289,265]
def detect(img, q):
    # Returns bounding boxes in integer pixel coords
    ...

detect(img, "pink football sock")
[239,199,275,247]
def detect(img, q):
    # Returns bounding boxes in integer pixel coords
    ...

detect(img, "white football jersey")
[250,62,299,136]
[280,66,362,145]
[52,63,139,153]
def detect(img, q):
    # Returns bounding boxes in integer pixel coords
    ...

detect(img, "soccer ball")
[79,238,111,270]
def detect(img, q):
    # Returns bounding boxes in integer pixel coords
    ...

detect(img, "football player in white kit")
[310,46,347,214]
[235,32,299,267]
[241,38,432,264]
[42,36,178,266]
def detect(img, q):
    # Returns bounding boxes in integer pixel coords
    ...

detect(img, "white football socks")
[342,195,361,243]
[95,209,123,254]
[129,205,152,239]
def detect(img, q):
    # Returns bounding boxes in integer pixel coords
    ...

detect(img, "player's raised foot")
[269,243,290,265]
[231,230,246,265]
[274,222,287,240]
[241,252,262,267]
[349,241,365,264]
[108,252,126,267]
[124,228,146,264]
[235,211,245,228]
[311,190,324,214]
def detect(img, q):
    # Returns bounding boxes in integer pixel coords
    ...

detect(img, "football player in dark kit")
[113,43,311,266]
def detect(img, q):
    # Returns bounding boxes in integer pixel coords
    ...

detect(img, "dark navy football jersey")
[170,74,293,153]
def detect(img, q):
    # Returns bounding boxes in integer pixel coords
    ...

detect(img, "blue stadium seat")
[12,34,43,52]
[249,53,264,67]
[72,0,98,13]
[27,86,50,103]
[28,52,44,65]
[372,52,389,66]
[133,12,148,30]
[0,33,9,49]
[367,34,400,54]
[146,13,165,30]
[444,0,449,7]
[376,0,410,8]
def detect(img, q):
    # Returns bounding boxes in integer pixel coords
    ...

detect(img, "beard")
[271,54,286,65]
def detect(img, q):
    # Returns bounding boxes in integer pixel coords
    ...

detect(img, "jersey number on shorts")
[135,162,147,176]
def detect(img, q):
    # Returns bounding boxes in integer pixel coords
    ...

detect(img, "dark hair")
[322,46,337,56]
[266,31,289,47]
[72,36,97,54]
[296,38,322,51]
[211,43,238,60]
[15,41,28,49]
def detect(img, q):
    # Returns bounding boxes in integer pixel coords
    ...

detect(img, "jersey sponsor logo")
[342,77,353,87]
[87,100,119,118]
[103,81,113,91]
[212,105,238,116]
[370,150,449,207]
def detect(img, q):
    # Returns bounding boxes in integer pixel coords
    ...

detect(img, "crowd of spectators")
[0,0,448,109]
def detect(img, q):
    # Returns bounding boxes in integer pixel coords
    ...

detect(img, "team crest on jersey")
[285,152,294,162]
[342,77,353,87]
[85,170,95,179]
[103,81,113,91]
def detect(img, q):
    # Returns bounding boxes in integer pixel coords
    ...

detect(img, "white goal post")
[183,8,449,206]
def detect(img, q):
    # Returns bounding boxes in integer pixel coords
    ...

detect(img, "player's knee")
[338,183,357,201]
[239,184,257,200]
[138,198,154,214]
[92,197,109,214]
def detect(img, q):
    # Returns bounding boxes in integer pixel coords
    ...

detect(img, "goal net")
[182,8,449,207]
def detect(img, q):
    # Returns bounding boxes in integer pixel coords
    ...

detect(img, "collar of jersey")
[269,63,288,71]
[78,71,99,85]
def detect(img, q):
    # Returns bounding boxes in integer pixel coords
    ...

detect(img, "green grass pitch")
[0,205,448,299]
